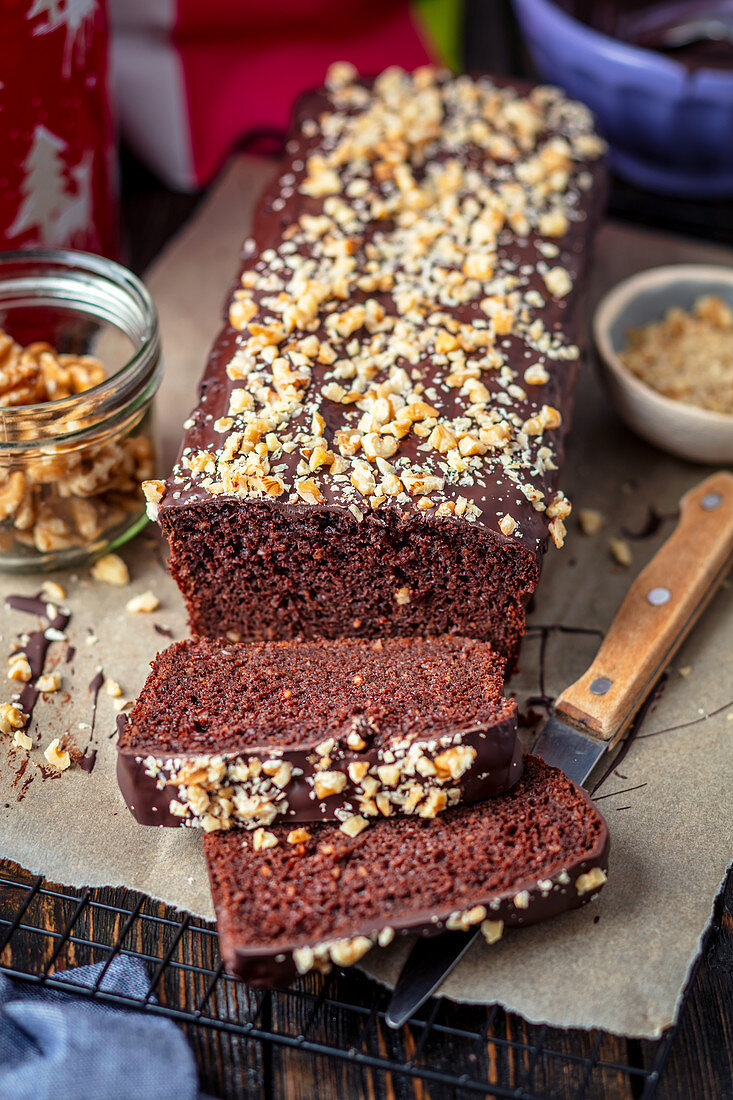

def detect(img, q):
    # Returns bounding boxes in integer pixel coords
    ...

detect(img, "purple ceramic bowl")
[513,0,733,197]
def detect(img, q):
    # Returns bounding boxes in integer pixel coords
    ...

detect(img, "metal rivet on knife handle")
[590,677,612,695]
[701,492,722,510]
[647,587,671,606]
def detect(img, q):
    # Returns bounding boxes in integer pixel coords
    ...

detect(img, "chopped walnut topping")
[548,516,567,549]
[295,478,325,505]
[499,514,517,537]
[419,788,447,817]
[524,363,550,385]
[375,792,392,817]
[142,479,165,521]
[433,745,476,781]
[293,946,316,974]
[480,919,504,944]
[36,672,61,693]
[12,729,33,751]
[7,654,31,682]
[41,580,66,602]
[327,935,372,967]
[313,770,348,799]
[513,890,530,909]
[348,761,369,783]
[447,904,487,931]
[377,764,401,787]
[253,828,279,851]
[0,702,26,734]
[576,867,607,895]
[44,737,70,771]
[340,814,369,837]
[168,68,602,550]
[609,537,632,567]
[125,590,160,614]
[287,828,311,845]
[543,267,572,299]
[361,775,379,799]
[92,553,130,586]
[105,678,122,697]
[546,490,571,520]
[271,761,293,788]
[577,507,604,536]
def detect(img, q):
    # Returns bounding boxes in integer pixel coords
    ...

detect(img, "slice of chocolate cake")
[204,755,609,987]
[117,635,521,830]
[145,65,607,669]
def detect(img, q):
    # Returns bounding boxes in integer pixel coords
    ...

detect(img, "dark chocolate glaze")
[87,668,104,743]
[79,750,97,774]
[559,0,733,69]
[205,755,610,988]
[116,712,523,827]
[158,74,607,564]
[5,594,70,722]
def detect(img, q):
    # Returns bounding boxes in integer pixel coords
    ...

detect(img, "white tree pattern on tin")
[54,149,94,245]
[28,0,98,78]
[7,125,93,248]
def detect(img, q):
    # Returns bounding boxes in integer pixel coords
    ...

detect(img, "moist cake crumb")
[117,634,523,830]
[204,755,609,987]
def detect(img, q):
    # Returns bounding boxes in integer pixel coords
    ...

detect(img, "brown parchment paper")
[0,158,730,1039]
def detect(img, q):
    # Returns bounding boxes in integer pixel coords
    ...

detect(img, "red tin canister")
[0,0,118,257]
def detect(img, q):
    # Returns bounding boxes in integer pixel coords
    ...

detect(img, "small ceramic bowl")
[593,264,733,465]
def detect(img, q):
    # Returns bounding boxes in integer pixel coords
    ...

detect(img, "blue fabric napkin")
[0,956,200,1100]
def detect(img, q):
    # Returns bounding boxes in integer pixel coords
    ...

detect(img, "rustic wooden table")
[2,16,732,1090]
[0,854,729,1099]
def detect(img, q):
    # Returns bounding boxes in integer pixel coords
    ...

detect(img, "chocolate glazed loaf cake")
[204,756,609,987]
[117,635,521,830]
[144,64,607,667]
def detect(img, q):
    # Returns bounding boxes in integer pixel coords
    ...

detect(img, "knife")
[385,471,733,1029]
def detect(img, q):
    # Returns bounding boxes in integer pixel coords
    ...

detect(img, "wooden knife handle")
[555,471,733,743]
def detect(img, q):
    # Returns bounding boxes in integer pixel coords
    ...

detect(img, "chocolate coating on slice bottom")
[116,634,522,830]
[117,714,522,828]
[204,755,610,987]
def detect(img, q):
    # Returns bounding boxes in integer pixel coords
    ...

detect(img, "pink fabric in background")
[110,0,436,190]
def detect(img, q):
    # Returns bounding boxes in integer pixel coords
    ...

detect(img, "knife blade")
[385,471,733,1030]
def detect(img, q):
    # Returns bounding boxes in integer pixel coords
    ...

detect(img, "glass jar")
[0,250,162,572]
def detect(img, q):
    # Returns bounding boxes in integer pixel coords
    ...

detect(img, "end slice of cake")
[117,634,521,830]
[204,755,609,987]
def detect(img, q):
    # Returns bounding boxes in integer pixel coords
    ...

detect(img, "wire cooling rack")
[0,861,683,1099]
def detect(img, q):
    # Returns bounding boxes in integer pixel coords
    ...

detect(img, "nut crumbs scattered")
[92,553,130,586]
